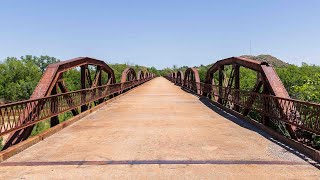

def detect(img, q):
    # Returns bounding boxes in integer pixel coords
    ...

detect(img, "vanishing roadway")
[0,77,319,179]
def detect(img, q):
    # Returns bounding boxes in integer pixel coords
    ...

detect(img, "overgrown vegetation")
[0,56,49,103]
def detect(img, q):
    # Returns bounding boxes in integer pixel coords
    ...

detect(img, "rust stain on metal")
[0,57,155,150]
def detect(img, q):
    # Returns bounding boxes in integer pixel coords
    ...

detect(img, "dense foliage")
[0,56,59,103]
[276,64,320,103]
[0,56,160,102]
[0,54,319,104]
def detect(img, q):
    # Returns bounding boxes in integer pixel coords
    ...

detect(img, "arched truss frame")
[176,71,184,85]
[172,72,176,78]
[137,70,145,80]
[183,68,201,94]
[171,72,177,83]
[121,68,137,83]
[144,71,149,78]
[4,57,116,149]
[204,56,296,138]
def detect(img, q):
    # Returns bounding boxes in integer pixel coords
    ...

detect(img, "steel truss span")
[166,56,320,149]
[0,57,155,150]
[1,55,319,155]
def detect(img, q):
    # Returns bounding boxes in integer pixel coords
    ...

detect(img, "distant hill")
[240,54,289,67]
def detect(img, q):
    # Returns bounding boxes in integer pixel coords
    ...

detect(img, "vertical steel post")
[262,82,270,126]
[81,65,88,112]
[50,84,59,127]
[234,65,240,112]
[218,66,224,104]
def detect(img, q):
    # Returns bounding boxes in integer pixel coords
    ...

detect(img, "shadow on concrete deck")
[0,160,307,167]
[181,87,320,169]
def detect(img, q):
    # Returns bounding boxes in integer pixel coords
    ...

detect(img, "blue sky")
[0,0,319,69]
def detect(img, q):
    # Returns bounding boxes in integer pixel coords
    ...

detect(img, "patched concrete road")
[0,77,319,179]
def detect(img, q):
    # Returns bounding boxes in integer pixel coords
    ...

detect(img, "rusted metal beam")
[234,65,240,112]
[3,57,116,149]
[0,77,154,140]
[57,81,79,116]
[137,71,144,80]
[50,84,59,127]
[176,71,184,86]
[242,79,263,116]
[121,68,137,83]
[218,66,224,104]
[205,57,266,80]
[167,76,320,136]
[85,66,93,88]
[184,68,200,94]
[262,82,270,126]
[81,65,88,112]
[204,56,297,139]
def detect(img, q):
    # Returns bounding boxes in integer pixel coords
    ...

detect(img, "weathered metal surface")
[261,65,290,98]
[183,68,201,94]
[3,57,117,149]
[205,56,289,99]
[203,56,297,139]
[144,71,149,79]
[0,78,153,137]
[167,78,320,135]
[1,57,154,150]
[176,70,184,86]
[120,68,137,83]
[137,70,144,80]
[32,57,115,99]
[166,56,320,149]
[205,56,266,78]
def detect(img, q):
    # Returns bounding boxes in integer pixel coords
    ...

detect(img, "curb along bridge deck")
[0,57,319,178]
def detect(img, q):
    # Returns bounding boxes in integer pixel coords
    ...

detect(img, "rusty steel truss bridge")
[0,56,319,178]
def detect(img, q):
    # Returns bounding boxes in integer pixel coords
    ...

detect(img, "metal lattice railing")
[0,78,153,136]
[167,77,320,135]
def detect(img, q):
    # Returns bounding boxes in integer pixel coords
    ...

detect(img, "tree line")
[0,55,160,103]
[0,55,319,104]
[160,56,320,104]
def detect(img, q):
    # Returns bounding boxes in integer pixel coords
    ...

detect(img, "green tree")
[21,55,60,73]
[0,57,42,102]
[0,137,3,150]
[276,63,320,103]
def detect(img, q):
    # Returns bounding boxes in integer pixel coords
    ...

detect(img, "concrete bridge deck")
[0,77,319,179]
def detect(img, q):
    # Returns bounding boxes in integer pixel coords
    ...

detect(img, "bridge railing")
[167,77,320,135]
[0,77,153,136]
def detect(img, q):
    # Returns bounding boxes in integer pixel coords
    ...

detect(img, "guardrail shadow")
[180,87,320,169]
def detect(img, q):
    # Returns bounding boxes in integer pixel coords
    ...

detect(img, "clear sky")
[0,0,319,69]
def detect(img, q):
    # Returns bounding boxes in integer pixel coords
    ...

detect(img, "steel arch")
[137,70,145,80]
[176,71,184,85]
[204,56,296,139]
[121,68,137,83]
[3,57,116,149]
[184,68,200,94]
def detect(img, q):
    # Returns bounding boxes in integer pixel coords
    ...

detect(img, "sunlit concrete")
[0,77,319,179]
